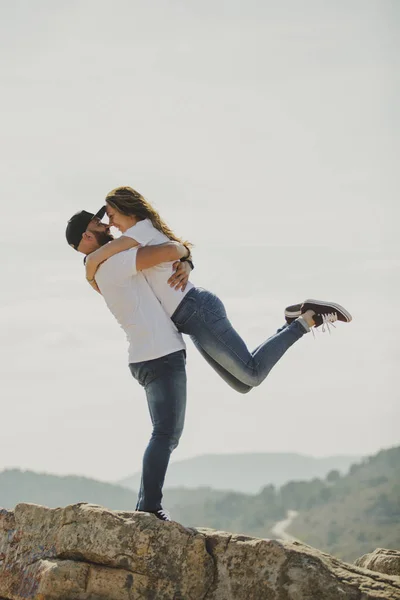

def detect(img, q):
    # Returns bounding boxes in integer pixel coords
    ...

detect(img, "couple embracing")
[66,186,352,521]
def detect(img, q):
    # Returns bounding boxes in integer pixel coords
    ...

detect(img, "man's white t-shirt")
[124,220,194,317]
[95,248,185,363]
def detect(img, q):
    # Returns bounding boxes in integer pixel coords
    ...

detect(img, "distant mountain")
[0,469,137,511]
[118,452,360,494]
[0,468,228,515]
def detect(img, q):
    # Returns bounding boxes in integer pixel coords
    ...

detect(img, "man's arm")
[167,261,193,291]
[86,237,139,283]
[136,242,189,270]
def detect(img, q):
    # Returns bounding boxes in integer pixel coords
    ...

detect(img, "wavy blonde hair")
[105,186,192,247]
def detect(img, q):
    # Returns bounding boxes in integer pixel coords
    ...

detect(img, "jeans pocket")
[201,293,226,323]
[172,296,197,328]
[129,363,157,388]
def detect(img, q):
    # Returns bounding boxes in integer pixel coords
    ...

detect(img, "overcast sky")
[1,0,398,483]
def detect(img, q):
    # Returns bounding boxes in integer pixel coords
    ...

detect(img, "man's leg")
[129,350,187,513]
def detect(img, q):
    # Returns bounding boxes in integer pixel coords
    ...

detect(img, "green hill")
[0,469,137,510]
[166,447,400,561]
[168,484,284,538]
[286,446,400,561]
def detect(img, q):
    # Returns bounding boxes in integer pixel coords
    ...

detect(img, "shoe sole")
[285,309,302,318]
[303,299,352,322]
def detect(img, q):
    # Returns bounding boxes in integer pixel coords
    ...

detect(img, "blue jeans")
[171,288,307,394]
[129,350,187,512]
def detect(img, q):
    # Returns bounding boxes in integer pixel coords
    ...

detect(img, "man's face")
[77,217,113,254]
[88,217,114,245]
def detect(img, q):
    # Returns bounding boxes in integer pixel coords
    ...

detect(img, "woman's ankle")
[301,309,316,327]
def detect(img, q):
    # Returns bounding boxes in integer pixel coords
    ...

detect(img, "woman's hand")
[168,260,192,291]
[85,254,99,285]
[85,255,102,294]
[87,278,102,294]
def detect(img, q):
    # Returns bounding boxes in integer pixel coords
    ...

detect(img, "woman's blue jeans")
[129,350,187,512]
[172,287,307,394]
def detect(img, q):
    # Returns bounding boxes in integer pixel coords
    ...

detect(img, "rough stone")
[355,549,400,577]
[0,503,399,600]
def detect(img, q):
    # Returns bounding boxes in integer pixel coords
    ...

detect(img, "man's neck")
[82,246,100,263]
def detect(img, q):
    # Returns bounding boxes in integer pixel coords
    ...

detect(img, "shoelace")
[157,509,171,521]
[312,312,338,338]
[321,312,338,333]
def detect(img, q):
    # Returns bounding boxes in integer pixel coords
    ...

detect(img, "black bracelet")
[180,257,194,270]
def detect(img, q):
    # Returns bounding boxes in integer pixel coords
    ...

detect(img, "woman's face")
[106,202,136,233]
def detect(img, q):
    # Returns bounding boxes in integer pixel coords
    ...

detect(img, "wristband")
[180,258,194,270]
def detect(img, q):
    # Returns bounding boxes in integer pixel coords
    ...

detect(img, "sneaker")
[301,299,352,329]
[151,509,171,522]
[284,303,302,324]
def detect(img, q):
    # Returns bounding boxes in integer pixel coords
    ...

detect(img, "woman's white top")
[124,219,194,317]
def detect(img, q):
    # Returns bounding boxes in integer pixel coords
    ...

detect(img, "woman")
[86,186,352,393]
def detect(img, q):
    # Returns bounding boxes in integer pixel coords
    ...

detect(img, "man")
[66,208,191,521]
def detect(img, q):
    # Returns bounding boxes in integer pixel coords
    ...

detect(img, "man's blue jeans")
[129,350,187,512]
[172,288,307,394]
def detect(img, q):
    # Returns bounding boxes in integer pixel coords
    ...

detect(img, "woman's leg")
[172,288,307,388]
[190,336,252,394]
[129,350,187,512]
[189,323,290,393]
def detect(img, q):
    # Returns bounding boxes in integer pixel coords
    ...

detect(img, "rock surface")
[355,549,400,577]
[0,503,398,600]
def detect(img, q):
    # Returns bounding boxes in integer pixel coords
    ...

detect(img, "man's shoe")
[301,299,352,328]
[151,509,171,522]
[285,303,302,324]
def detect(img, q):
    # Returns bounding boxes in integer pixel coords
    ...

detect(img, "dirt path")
[271,509,301,542]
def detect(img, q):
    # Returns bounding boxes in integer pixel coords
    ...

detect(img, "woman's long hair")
[105,186,192,247]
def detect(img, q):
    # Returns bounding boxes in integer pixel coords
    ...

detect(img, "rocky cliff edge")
[0,503,399,600]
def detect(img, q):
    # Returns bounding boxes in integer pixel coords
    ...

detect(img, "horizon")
[2,445,396,485]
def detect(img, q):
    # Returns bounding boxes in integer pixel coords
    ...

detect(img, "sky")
[1,0,399,483]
